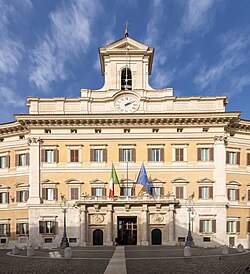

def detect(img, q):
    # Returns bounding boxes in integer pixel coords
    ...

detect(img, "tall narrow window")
[121,68,132,90]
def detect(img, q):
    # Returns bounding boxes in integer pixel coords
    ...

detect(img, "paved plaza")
[0,246,249,274]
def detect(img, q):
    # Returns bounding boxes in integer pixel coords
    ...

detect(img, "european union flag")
[136,163,151,194]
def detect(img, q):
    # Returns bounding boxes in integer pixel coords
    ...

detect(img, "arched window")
[121,68,132,90]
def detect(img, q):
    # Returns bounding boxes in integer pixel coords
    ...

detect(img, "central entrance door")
[117,217,137,245]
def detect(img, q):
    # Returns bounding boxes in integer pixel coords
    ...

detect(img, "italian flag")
[109,163,119,198]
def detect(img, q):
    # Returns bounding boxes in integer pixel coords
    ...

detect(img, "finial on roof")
[125,21,129,37]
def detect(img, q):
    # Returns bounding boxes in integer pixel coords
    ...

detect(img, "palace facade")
[1,33,250,249]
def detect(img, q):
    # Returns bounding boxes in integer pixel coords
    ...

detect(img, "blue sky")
[1,0,250,123]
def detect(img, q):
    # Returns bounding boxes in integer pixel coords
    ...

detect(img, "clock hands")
[124,101,135,107]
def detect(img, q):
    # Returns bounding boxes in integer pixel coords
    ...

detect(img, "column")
[106,204,113,246]
[168,204,175,244]
[80,206,87,246]
[213,135,228,203]
[27,137,42,205]
[141,204,149,245]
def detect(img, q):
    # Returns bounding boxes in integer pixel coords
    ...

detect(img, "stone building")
[0,32,250,249]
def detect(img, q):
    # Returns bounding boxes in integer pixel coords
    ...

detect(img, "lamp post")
[185,197,195,246]
[60,198,69,249]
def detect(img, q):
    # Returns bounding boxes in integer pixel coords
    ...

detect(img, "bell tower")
[97,30,155,91]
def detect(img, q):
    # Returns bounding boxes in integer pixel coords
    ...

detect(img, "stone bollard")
[222,245,229,255]
[184,246,191,257]
[12,246,19,255]
[64,247,72,259]
[27,246,35,257]
[237,244,244,253]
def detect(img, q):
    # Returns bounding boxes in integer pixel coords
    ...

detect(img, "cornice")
[0,121,28,136]
[13,112,240,127]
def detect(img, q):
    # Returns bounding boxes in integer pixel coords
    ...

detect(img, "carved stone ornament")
[27,137,42,145]
[214,134,228,144]
[92,214,104,224]
[152,213,164,223]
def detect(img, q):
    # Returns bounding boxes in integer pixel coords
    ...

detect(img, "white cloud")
[0,39,24,75]
[181,0,216,34]
[29,0,101,91]
[0,86,25,107]
[194,28,250,94]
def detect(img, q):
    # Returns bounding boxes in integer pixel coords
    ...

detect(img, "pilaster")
[79,206,87,246]
[141,204,149,245]
[106,204,113,246]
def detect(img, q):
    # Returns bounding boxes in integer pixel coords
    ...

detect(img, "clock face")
[114,95,139,113]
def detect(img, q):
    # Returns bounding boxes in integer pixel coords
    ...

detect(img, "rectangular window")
[152,149,160,162]
[175,148,184,161]
[16,223,29,235]
[39,221,57,234]
[151,187,161,197]
[226,151,240,165]
[91,187,106,197]
[197,148,214,161]
[0,156,9,169]
[42,188,58,201]
[16,190,29,203]
[120,187,134,196]
[0,224,10,236]
[16,153,29,167]
[175,186,184,199]
[227,221,236,233]
[70,150,79,162]
[228,189,239,201]
[70,188,79,200]
[200,219,216,233]
[41,149,58,163]
[199,186,213,199]
[90,148,107,162]
[119,148,136,162]
[0,192,9,204]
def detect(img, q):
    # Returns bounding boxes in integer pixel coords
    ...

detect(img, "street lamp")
[185,197,195,246]
[60,198,69,249]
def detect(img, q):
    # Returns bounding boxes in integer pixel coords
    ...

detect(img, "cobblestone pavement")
[0,246,249,274]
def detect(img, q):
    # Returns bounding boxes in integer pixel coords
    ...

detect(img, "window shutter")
[91,188,95,197]
[209,186,213,199]
[199,187,202,199]
[16,223,20,234]
[119,148,123,162]
[212,220,216,233]
[236,189,240,201]
[42,188,46,200]
[247,221,250,233]
[41,149,45,162]
[26,224,29,235]
[54,188,58,201]
[227,189,230,199]
[160,187,164,196]
[39,221,44,234]
[199,220,203,233]
[226,151,229,164]
[25,190,29,201]
[16,191,20,203]
[120,187,124,196]
[247,153,250,166]
[70,150,74,162]
[15,154,19,166]
[197,148,201,161]
[102,188,106,197]
[103,149,107,162]
[6,224,10,236]
[131,187,135,196]
[248,189,250,201]
[180,148,184,161]
[226,221,229,233]
[132,148,136,162]
[236,221,240,233]
[55,150,59,163]
[26,153,30,166]
[236,152,240,165]
[6,192,9,203]
[6,156,10,168]
[71,188,79,200]
[90,149,94,162]
[209,148,214,161]
[180,187,184,199]
[51,221,57,234]
[148,148,152,162]
[160,148,164,162]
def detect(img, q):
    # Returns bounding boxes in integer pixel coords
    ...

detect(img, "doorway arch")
[151,229,162,245]
[93,229,103,245]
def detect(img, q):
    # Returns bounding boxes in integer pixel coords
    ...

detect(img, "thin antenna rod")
[127,161,129,199]
[125,21,129,91]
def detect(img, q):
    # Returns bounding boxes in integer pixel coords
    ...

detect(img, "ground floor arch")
[93,229,103,245]
[151,228,162,245]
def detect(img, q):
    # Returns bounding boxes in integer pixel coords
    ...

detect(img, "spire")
[125,21,129,37]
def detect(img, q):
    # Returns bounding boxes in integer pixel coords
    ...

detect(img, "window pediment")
[16,182,29,188]
[65,178,83,185]
[197,178,214,184]
[41,179,59,186]
[171,178,189,184]
[227,181,241,186]
[0,184,10,190]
